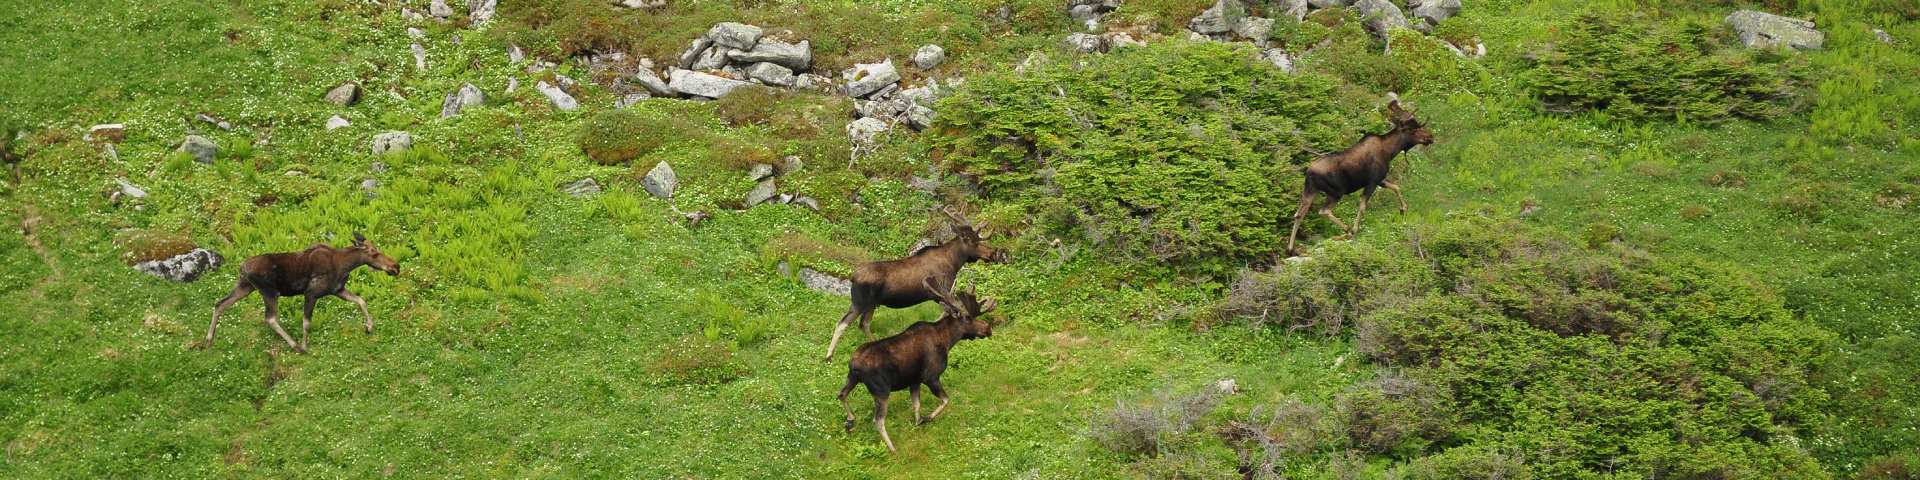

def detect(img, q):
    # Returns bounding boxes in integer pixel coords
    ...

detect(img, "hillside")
[2,0,1917,477]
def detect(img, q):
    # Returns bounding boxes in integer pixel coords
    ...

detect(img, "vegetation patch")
[1522,12,1807,122]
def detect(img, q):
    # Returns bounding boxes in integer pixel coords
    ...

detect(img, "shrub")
[1335,374,1456,457]
[644,335,747,387]
[114,229,197,265]
[1217,241,1430,334]
[1522,12,1807,122]
[1090,386,1223,458]
[578,109,684,165]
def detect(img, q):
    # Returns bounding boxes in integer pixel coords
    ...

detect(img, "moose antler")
[941,206,972,228]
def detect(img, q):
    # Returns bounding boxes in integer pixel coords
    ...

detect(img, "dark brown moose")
[837,278,1000,453]
[200,233,400,353]
[1285,96,1434,256]
[824,208,1006,360]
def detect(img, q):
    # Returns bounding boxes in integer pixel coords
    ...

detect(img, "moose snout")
[386,265,401,276]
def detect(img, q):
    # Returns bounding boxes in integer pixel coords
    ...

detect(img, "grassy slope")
[2,0,1916,477]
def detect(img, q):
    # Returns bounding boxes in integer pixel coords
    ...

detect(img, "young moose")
[838,278,1000,453]
[1285,97,1434,255]
[824,208,1007,360]
[200,233,400,353]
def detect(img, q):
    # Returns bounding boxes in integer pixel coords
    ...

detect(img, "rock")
[1354,0,1411,37]
[1408,0,1461,32]
[370,131,412,156]
[913,45,946,69]
[178,135,216,164]
[1309,0,1349,7]
[728,39,812,71]
[86,124,125,143]
[196,114,232,131]
[1874,28,1894,44]
[616,94,650,108]
[1069,4,1103,31]
[793,196,820,211]
[667,68,752,98]
[840,58,900,99]
[411,43,427,70]
[428,0,453,20]
[855,97,909,120]
[1262,49,1296,72]
[618,0,668,8]
[908,175,939,192]
[905,104,936,130]
[780,155,804,175]
[439,83,484,118]
[407,27,425,39]
[1215,378,1238,394]
[1066,33,1107,53]
[747,163,775,181]
[1189,0,1248,35]
[1278,0,1309,20]
[692,46,735,70]
[642,161,677,199]
[677,37,713,69]
[563,178,602,197]
[470,0,498,24]
[325,115,351,130]
[705,22,763,50]
[135,248,224,283]
[402,8,423,22]
[325,83,360,106]
[506,77,520,93]
[360,178,379,198]
[745,62,795,87]
[745,179,777,206]
[1726,10,1825,50]
[509,44,526,64]
[114,177,148,199]
[535,81,580,110]
[1236,16,1275,45]
[631,67,676,96]
[799,267,851,296]
[1104,31,1145,49]
[793,73,833,93]
[847,117,890,146]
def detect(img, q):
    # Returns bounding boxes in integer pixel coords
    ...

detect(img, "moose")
[824,208,1007,360]
[1285,96,1434,256]
[200,233,400,353]
[837,277,1001,453]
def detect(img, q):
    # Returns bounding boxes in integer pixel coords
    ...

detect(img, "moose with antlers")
[1285,95,1434,256]
[824,208,1007,360]
[838,277,1002,453]
[199,233,400,353]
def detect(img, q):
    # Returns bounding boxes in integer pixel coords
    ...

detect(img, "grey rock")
[563,178,603,197]
[1189,0,1248,35]
[748,163,775,181]
[798,267,851,296]
[1066,32,1107,53]
[1409,0,1461,32]
[408,27,425,39]
[325,115,351,130]
[705,22,763,50]
[1309,0,1349,7]
[728,39,812,71]
[115,177,148,199]
[1235,16,1275,45]
[428,0,453,20]
[506,77,519,93]
[908,175,939,192]
[780,155,804,175]
[1261,48,1296,72]
[692,46,735,71]
[325,83,360,106]
[746,62,795,87]
[412,43,427,70]
[1354,0,1411,37]
[509,43,526,64]
[631,66,676,96]
[847,117,890,146]
[1726,10,1825,50]
[470,0,498,24]
[360,178,379,198]
[1277,0,1309,20]
[840,58,900,99]
[1104,31,1145,49]
[618,0,667,8]
[616,93,650,108]
[134,248,224,283]
[1874,28,1893,44]
[439,83,484,118]
[86,124,125,143]
[792,196,820,211]
[196,114,232,131]
[677,37,713,69]
[854,97,909,120]
[371,131,412,155]
[402,8,423,21]
[642,161,677,199]
[535,81,580,110]
[913,45,946,69]
[793,73,833,93]
[667,68,752,98]
[1070,4,1104,31]
[745,179,777,206]
[178,135,217,163]
[905,104,936,130]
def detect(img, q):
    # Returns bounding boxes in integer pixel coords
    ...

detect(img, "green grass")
[4,0,1919,477]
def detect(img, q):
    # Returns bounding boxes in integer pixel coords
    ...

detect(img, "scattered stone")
[793,73,833,93]
[642,161,677,199]
[535,81,580,110]
[509,44,526,64]
[135,248,224,283]
[428,0,453,20]
[1261,48,1295,72]
[325,83,360,106]
[439,83,484,118]
[411,43,427,70]
[178,135,217,164]
[1874,28,1894,44]
[792,196,820,211]
[1235,16,1275,45]
[1189,0,1247,35]
[360,178,379,198]
[506,77,520,93]
[692,46,735,70]
[745,179,777,206]
[196,114,233,131]
[631,67,676,96]
[470,0,498,24]
[667,68,753,98]
[799,267,851,296]
[746,62,796,87]
[1354,0,1411,37]
[1066,32,1107,53]
[905,104,936,130]
[326,115,351,130]
[86,124,125,143]
[682,209,711,227]
[1215,378,1238,394]
[1067,0,1122,30]
[370,131,412,156]
[1726,10,1824,50]
[618,0,668,8]
[748,163,775,181]
[114,178,149,200]
[728,39,812,71]
[780,155,804,175]
[1277,0,1309,20]
[705,22,763,50]
[1104,31,1145,49]
[402,8,423,22]
[841,58,901,98]
[913,45,946,69]
[616,93,650,108]
[1408,0,1461,32]
[407,27,425,39]
[1309,0,1349,7]
[563,178,603,197]
[847,117,890,146]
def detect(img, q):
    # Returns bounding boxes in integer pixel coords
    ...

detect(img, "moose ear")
[979,298,998,314]
[352,232,367,245]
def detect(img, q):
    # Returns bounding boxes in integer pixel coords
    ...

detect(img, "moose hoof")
[843,419,855,432]
[189,339,212,350]
[364,326,374,335]
[915,417,929,426]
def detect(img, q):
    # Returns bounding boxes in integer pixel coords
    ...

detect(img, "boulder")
[745,62,796,87]
[1066,33,1108,53]
[428,0,453,20]
[196,114,232,131]
[855,97,909,120]
[1408,0,1461,32]
[840,58,900,99]
[535,81,580,110]
[642,161,677,199]
[114,177,148,200]
[408,27,425,39]
[178,135,216,164]
[325,83,360,106]
[1189,0,1248,35]
[470,0,498,24]
[705,22,763,50]
[370,131,412,155]
[1354,0,1411,37]
[1261,48,1296,72]
[1278,0,1309,20]
[616,93,650,108]
[617,0,668,8]
[631,67,676,96]
[1235,16,1275,44]
[667,68,752,98]
[905,104,936,130]
[86,124,125,143]
[135,248,224,283]
[1726,10,1825,50]
[1309,0,1349,7]
[793,73,833,93]
[748,163,775,181]
[728,39,812,71]
[1104,31,1146,49]
[780,155,804,175]
[745,179,777,206]
[439,83,484,118]
[411,43,427,70]
[676,37,713,69]
[692,46,735,71]
[509,44,526,63]
[792,196,820,211]
[1069,4,1103,31]
[563,178,602,197]
[799,267,851,296]
[913,45,946,69]
[325,115,351,130]
[847,117,889,146]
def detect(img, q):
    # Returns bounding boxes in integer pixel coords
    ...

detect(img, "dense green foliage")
[1523,12,1807,121]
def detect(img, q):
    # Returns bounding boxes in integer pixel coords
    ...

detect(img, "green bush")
[935,41,1372,274]
[578,109,683,165]
[1522,12,1807,122]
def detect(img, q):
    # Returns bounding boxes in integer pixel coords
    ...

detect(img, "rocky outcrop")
[1726,10,1824,50]
[1354,0,1411,37]
[668,68,753,98]
[841,58,900,99]
[1408,0,1461,32]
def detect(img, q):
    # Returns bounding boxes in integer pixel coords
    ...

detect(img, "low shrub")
[1089,386,1223,458]
[1522,12,1807,122]
[114,229,197,265]
[644,335,748,387]
[1335,374,1456,457]
[579,109,686,165]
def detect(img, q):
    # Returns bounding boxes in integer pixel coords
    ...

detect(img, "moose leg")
[825,309,859,360]
[203,279,255,347]
[1380,181,1408,214]
[298,295,318,353]
[925,378,951,422]
[1286,190,1318,256]
[858,309,876,337]
[872,391,896,452]
[1347,193,1372,239]
[336,289,374,334]
[260,294,301,352]
[838,377,858,432]
[910,385,924,425]
[1318,196,1350,237]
